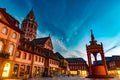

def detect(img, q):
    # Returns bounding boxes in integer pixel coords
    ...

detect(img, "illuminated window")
[12,32,17,39]
[0,41,3,52]
[2,63,10,77]
[2,27,8,34]
[8,44,14,56]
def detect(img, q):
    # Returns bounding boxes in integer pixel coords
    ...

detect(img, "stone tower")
[21,9,37,41]
[86,30,109,78]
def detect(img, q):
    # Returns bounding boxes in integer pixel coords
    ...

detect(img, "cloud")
[41,33,88,61]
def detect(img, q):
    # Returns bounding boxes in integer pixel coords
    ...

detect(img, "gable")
[0,12,10,25]
[44,37,53,51]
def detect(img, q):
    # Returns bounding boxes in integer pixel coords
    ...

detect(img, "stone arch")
[91,54,95,65]
[97,53,102,60]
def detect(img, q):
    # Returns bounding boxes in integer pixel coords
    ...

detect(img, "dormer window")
[15,22,18,27]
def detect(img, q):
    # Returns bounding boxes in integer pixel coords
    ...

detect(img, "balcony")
[0,52,10,59]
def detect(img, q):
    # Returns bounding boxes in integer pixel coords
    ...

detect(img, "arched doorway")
[2,63,10,77]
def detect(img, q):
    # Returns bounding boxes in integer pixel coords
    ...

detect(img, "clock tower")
[21,9,37,41]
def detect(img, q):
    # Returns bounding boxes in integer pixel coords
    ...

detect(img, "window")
[29,54,31,60]
[0,41,3,52]
[8,44,14,56]
[42,58,44,63]
[0,14,1,19]
[2,63,10,77]
[23,53,26,59]
[12,32,17,39]
[2,27,8,34]
[16,51,21,58]
[36,56,37,62]
[39,57,41,62]
[13,64,19,77]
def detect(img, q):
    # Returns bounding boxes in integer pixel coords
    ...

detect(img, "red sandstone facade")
[66,58,88,77]
[0,8,60,79]
[0,8,22,79]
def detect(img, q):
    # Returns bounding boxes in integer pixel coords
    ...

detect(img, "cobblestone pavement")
[28,76,82,80]
[28,76,120,80]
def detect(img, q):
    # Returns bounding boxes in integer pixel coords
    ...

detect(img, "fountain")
[86,30,113,78]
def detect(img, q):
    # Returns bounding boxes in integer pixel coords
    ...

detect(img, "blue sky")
[1,0,120,60]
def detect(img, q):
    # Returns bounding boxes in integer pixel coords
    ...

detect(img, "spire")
[91,29,95,41]
[90,29,97,45]
[26,8,35,20]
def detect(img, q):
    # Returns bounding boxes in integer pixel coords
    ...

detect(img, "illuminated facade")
[0,8,60,79]
[55,52,70,75]
[93,56,120,78]
[66,58,88,77]
[107,56,120,78]
[0,8,22,79]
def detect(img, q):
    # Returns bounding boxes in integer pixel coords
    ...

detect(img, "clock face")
[12,32,17,39]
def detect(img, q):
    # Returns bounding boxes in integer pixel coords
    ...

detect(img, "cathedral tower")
[21,9,37,41]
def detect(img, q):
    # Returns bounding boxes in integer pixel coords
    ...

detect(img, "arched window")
[8,44,14,56]
[2,27,8,34]
[12,32,17,39]
[0,41,3,52]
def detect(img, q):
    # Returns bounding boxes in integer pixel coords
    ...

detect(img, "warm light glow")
[81,70,87,77]
[2,63,10,77]
[82,71,86,74]
[62,70,65,74]
[53,68,55,70]
[118,70,120,74]
[70,71,77,75]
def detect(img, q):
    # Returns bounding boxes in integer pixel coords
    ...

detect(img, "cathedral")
[0,8,60,79]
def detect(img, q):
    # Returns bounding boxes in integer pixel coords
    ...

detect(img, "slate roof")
[0,8,23,33]
[55,52,64,59]
[26,9,35,20]
[32,37,49,45]
[66,58,86,63]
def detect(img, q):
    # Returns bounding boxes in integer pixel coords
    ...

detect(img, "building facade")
[0,8,60,79]
[93,56,120,78]
[66,58,88,77]
[107,56,120,78]
[55,52,70,75]
[0,8,22,79]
